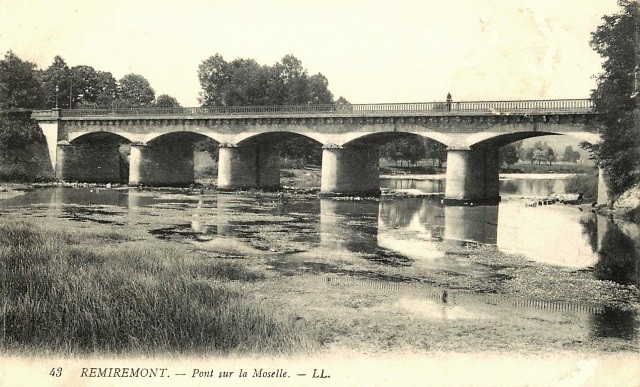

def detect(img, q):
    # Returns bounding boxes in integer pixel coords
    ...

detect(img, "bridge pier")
[443,146,500,205]
[55,140,122,183]
[217,144,280,190]
[320,145,380,197]
[129,142,194,186]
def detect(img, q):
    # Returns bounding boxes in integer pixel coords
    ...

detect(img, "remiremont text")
[81,368,169,378]
[80,367,328,379]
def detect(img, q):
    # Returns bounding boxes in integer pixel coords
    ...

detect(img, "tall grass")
[0,221,316,355]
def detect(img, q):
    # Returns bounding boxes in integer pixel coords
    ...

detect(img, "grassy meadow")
[0,220,317,356]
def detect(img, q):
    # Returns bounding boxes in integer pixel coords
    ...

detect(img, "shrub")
[565,173,598,201]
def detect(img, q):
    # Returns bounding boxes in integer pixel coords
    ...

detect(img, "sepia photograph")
[1,0,639,385]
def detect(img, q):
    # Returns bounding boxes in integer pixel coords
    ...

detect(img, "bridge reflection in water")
[3,186,638,341]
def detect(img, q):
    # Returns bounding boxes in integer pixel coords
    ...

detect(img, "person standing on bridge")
[446,93,452,111]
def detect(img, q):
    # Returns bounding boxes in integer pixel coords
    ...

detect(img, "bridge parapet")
[32,98,594,119]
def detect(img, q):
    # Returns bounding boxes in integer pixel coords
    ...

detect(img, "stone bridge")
[32,98,604,204]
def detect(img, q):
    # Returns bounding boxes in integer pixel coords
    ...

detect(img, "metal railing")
[34,99,594,118]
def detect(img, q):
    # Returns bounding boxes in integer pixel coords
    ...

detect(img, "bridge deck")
[32,99,594,119]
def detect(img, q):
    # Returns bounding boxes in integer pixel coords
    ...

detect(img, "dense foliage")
[0,110,49,181]
[590,1,640,197]
[380,137,447,167]
[0,51,42,109]
[69,65,117,108]
[198,54,335,107]
[562,146,581,163]
[155,94,181,108]
[1,51,180,110]
[115,73,156,107]
[499,142,521,169]
[521,141,557,165]
[198,54,343,164]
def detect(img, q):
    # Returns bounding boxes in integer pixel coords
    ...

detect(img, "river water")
[1,175,639,347]
[2,176,639,285]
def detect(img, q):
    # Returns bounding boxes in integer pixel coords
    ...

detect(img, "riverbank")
[0,183,30,200]
[598,184,640,223]
[1,188,638,357]
[2,215,638,356]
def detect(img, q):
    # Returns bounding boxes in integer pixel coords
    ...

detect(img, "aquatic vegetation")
[0,220,316,355]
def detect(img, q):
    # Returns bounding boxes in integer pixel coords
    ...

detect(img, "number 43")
[49,367,62,377]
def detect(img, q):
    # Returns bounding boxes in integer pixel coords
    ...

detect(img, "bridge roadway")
[32,98,606,204]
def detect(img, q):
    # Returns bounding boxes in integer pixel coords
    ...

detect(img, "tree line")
[0,51,182,110]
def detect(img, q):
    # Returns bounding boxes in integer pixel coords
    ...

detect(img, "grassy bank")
[0,221,317,356]
[501,162,596,174]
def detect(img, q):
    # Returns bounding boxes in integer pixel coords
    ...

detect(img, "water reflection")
[590,306,638,341]
[380,176,567,198]
[444,206,498,244]
[3,185,639,279]
[499,178,566,197]
[319,199,379,254]
[380,178,444,193]
[587,216,640,287]
[3,183,639,347]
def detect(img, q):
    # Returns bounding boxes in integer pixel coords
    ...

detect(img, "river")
[1,174,639,348]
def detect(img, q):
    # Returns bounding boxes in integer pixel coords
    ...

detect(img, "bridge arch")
[69,131,134,144]
[341,131,451,147]
[218,131,324,191]
[129,131,220,187]
[234,131,328,146]
[58,131,131,183]
[465,125,600,148]
[144,130,224,145]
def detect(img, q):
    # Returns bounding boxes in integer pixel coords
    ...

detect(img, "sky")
[0,0,622,107]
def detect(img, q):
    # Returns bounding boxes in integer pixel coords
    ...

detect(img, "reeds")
[0,221,315,355]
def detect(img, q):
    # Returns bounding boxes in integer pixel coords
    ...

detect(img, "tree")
[116,73,155,107]
[276,54,309,105]
[196,53,337,167]
[224,58,269,105]
[41,56,72,108]
[155,94,181,108]
[380,137,426,167]
[0,110,48,180]
[308,73,334,104]
[424,139,447,167]
[0,51,42,109]
[523,147,535,164]
[198,53,337,107]
[499,144,519,169]
[335,96,350,107]
[198,54,230,107]
[69,65,117,108]
[563,145,580,163]
[590,1,640,197]
[530,140,553,165]
[546,148,556,165]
